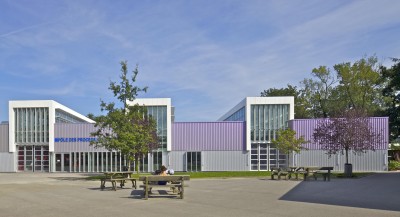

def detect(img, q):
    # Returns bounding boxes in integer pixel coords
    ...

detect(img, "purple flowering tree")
[313,109,382,176]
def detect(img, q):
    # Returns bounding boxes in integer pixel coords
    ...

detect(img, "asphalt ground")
[0,172,399,217]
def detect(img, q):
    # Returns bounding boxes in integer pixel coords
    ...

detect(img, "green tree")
[271,128,307,167]
[301,66,337,118]
[90,61,158,173]
[381,58,400,142]
[333,56,384,116]
[260,84,311,119]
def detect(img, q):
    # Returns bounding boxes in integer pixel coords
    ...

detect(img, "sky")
[1,0,400,122]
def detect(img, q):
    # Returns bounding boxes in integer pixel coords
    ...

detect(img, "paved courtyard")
[0,172,399,217]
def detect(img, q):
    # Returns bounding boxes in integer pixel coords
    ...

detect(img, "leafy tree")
[381,58,400,142]
[300,66,337,118]
[260,84,311,119]
[90,61,158,173]
[333,56,384,115]
[271,128,307,167]
[313,109,383,176]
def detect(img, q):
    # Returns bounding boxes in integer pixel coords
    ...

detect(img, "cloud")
[0,0,399,122]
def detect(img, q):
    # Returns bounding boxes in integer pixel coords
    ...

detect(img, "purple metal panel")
[54,123,109,152]
[172,122,246,151]
[289,117,389,150]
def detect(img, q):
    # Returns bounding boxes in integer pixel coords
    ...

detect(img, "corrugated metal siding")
[202,151,248,171]
[54,123,109,152]
[289,117,389,150]
[166,151,249,171]
[0,152,15,172]
[167,151,186,171]
[172,122,246,151]
[294,149,387,172]
[0,124,9,152]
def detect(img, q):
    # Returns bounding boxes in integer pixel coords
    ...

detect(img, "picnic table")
[139,175,190,200]
[271,167,294,180]
[100,172,137,191]
[302,166,334,181]
[271,166,334,181]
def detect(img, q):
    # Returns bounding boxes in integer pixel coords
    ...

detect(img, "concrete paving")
[0,172,399,217]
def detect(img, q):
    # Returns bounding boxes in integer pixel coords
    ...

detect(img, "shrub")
[388,160,400,171]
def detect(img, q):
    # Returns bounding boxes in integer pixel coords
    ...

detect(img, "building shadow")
[279,173,400,212]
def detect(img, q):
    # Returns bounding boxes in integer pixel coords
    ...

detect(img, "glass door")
[251,144,268,171]
[56,154,62,172]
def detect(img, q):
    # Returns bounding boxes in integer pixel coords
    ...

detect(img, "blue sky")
[1,0,399,122]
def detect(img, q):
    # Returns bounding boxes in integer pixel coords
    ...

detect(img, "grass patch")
[85,171,271,180]
[173,171,271,179]
[333,172,374,179]
[85,171,373,181]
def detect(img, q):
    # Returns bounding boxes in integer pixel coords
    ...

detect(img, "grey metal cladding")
[202,151,248,171]
[167,151,249,171]
[0,124,9,152]
[0,152,15,172]
[294,149,387,172]
[167,151,186,172]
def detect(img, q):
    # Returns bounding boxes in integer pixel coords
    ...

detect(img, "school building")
[0,97,389,173]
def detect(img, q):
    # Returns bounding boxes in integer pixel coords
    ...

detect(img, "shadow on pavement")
[130,189,181,200]
[279,173,400,212]
[49,177,88,181]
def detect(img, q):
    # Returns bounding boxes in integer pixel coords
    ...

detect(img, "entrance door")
[251,143,286,171]
[56,154,62,172]
[18,146,49,172]
[250,144,268,171]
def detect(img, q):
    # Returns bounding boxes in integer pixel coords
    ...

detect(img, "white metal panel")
[9,100,95,153]
[129,98,172,151]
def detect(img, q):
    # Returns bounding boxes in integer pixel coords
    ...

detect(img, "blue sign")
[55,137,97,142]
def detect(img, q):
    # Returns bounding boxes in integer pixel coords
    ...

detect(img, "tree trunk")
[135,154,140,175]
[127,159,131,172]
[287,153,290,167]
[344,163,353,177]
[135,158,139,175]
[344,148,352,177]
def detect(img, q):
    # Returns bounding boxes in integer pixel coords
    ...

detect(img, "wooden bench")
[286,167,307,180]
[271,167,293,180]
[139,175,190,200]
[303,167,334,181]
[100,172,137,191]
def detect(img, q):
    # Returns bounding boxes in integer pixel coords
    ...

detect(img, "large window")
[224,107,245,121]
[14,108,49,145]
[186,152,201,172]
[146,106,167,150]
[250,104,289,142]
[55,109,87,123]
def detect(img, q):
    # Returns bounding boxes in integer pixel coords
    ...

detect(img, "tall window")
[186,152,201,172]
[14,108,49,145]
[153,151,163,171]
[250,104,289,143]
[146,106,167,150]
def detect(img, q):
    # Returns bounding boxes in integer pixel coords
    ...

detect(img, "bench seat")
[100,177,137,191]
[139,175,190,200]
